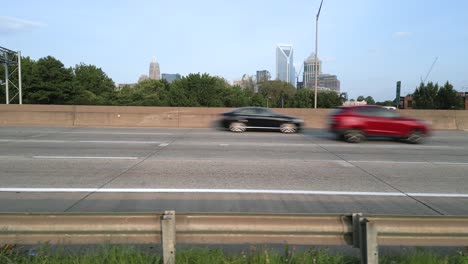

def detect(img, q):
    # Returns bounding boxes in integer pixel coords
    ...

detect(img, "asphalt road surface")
[0,126,467,215]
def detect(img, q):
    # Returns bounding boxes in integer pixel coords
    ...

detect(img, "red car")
[328,105,430,143]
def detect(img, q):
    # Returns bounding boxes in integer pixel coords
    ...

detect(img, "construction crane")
[421,57,438,84]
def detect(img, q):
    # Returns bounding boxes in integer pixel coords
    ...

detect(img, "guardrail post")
[359,218,378,264]
[161,210,176,264]
[352,213,362,248]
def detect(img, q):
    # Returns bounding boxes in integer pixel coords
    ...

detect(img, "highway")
[0,126,467,215]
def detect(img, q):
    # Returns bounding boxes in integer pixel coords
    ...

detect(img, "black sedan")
[217,107,304,133]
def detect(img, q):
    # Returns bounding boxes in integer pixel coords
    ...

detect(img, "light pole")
[314,0,324,109]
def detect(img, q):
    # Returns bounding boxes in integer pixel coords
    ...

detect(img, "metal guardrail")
[0,211,467,264]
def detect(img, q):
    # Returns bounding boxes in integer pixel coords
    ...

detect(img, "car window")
[354,107,400,118]
[372,108,400,118]
[354,108,376,116]
[236,108,257,115]
[256,108,274,116]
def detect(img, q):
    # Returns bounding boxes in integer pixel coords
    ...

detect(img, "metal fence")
[0,211,467,264]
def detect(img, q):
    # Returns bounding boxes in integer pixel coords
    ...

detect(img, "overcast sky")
[2,0,468,101]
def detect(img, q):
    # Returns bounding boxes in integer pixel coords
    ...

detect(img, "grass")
[0,245,467,264]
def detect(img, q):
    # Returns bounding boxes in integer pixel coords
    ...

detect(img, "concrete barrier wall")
[0,104,467,130]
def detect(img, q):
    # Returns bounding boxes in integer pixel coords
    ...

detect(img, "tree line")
[2,55,463,109]
[0,56,343,108]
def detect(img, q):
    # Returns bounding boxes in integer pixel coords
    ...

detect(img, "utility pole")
[314,0,324,109]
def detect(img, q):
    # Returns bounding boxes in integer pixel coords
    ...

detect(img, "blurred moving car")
[218,107,304,133]
[328,105,430,143]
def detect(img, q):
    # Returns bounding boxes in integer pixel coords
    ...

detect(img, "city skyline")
[2,0,468,101]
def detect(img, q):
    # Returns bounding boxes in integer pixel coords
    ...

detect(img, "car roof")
[342,105,385,109]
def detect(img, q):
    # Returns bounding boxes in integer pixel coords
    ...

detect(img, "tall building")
[302,54,340,92]
[276,44,295,86]
[303,53,322,89]
[256,70,271,84]
[149,58,160,80]
[162,73,181,83]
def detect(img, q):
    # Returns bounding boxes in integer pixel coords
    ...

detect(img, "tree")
[258,80,295,108]
[239,74,256,92]
[376,100,396,107]
[412,82,439,109]
[436,81,464,109]
[171,73,228,107]
[71,63,115,105]
[357,95,365,102]
[25,56,74,104]
[317,91,342,108]
[365,96,375,105]
[222,85,252,107]
[290,89,314,108]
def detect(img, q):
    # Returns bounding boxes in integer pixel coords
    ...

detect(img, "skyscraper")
[276,44,295,87]
[256,70,271,84]
[302,54,340,92]
[149,58,160,80]
[302,53,322,89]
[162,73,181,83]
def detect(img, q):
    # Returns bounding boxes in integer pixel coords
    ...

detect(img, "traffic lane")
[153,142,468,163]
[104,159,397,193]
[0,192,89,212]
[0,141,162,157]
[350,162,468,194]
[68,193,440,214]
[2,191,467,215]
[0,171,121,188]
[411,197,468,215]
[0,157,140,189]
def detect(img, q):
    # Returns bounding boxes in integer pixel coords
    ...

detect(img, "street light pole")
[314,0,324,109]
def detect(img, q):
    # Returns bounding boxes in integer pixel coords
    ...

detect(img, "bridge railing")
[1,211,467,264]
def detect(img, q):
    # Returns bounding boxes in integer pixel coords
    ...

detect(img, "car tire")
[280,123,297,133]
[407,130,424,144]
[229,122,246,132]
[344,129,365,143]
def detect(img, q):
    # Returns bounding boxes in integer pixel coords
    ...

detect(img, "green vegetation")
[2,55,465,109]
[412,82,464,109]
[1,245,467,264]
[0,56,343,108]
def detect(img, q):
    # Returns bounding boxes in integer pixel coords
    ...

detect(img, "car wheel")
[343,129,365,143]
[229,122,246,132]
[280,123,297,133]
[407,130,424,144]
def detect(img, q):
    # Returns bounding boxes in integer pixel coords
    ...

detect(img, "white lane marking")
[335,161,355,168]
[432,162,468,166]
[0,139,161,144]
[0,188,405,196]
[349,160,428,165]
[1,188,467,198]
[62,132,173,135]
[79,140,160,144]
[408,193,468,198]
[0,140,69,143]
[318,144,464,150]
[159,143,170,147]
[32,156,138,160]
[219,144,229,147]
[350,160,468,166]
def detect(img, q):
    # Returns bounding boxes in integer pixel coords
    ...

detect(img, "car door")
[236,108,263,127]
[366,108,400,136]
[254,108,282,128]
